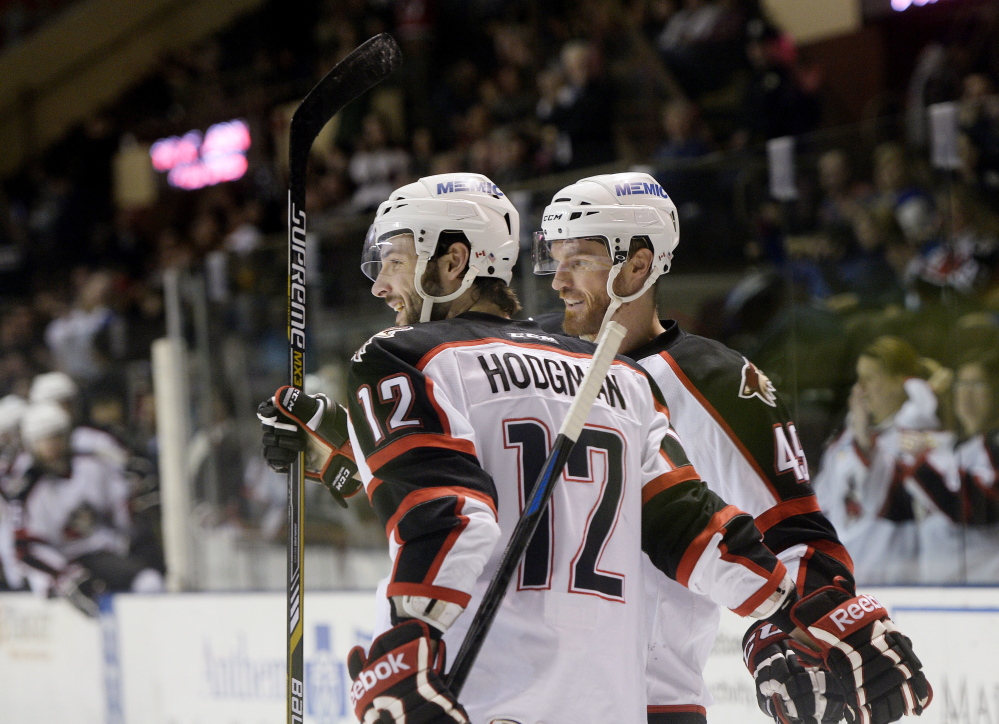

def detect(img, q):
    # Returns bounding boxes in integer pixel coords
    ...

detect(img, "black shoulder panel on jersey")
[633,324,818,504]
[531,310,565,335]
[369,447,498,528]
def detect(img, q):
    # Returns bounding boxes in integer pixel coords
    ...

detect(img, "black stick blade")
[289,33,402,190]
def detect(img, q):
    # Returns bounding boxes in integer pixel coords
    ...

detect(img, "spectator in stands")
[816,149,871,228]
[44,268,125,385]
[814,336,941,584]
[538,40,616,170]
[652,98,711,161]
[348,112,410,212]
[906,351,999,583]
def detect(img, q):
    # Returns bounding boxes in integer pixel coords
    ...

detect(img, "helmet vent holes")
[504,213,511,235]
[569,212,582,221]
[585,211,598,216]
[578,201,591,205]
[555,197,571,202]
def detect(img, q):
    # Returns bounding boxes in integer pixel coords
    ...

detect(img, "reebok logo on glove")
[349,646,415,707]
[817,593,886,635]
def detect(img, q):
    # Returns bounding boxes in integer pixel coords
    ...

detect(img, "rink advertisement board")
[112,592,375,724]
[2,586,999,722]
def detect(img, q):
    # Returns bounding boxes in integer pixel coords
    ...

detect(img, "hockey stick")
[446,320,628,696]
[285,33,401,724]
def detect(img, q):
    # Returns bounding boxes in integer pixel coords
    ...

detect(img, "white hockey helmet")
[361,173,520,322]
[0,394,28,435]
[29,371,79,404]
[534,172,679,337]
[21,401,72,446]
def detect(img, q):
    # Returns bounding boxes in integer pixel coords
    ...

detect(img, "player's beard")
[416,262,454,322]
[561,288,610,338]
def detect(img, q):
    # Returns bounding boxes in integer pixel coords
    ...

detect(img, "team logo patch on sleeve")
[738,358,777,407]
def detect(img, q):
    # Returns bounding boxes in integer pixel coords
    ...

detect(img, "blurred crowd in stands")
[0,0,998,602]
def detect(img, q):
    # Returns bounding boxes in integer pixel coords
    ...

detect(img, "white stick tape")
[560,321,627,442]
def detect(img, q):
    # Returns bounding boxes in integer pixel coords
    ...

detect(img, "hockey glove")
[347,620,469,724]
[257,386,360,507]
[773,587,932,724]
[744,620,847,724]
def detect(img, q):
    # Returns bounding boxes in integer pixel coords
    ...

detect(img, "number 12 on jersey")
[503,418,626,602]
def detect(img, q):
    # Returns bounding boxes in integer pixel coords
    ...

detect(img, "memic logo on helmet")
[614,181,669,198]
[436,179,505,196]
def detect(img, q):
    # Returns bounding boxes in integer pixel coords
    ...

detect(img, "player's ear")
[617,247,653,296]
[440,241,470,282]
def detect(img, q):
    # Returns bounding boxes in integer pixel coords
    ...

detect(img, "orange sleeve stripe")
[642,467,701,505]
[755,496,822,533]
[366,433,477,472]
[731,559,789,617]
[675,504,742,587]
[384,485,498,538]
[385,583,472,608]
[648,705,707,716]
[809,538,856,574]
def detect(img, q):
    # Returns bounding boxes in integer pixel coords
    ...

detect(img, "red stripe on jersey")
[808,538,855,574]
[424,377,452,437]
[366,433,477,472]
[796,546,815,593]
[754,496,822,533]
[731,559,788,617]
[416,337,633,372]
[423,500,471,585]
[365,477,384,502]
[642,467,701,505]
[675,504,742,587]
[385,486,498,540]
[385,582,472,608]
[656,352,780,502]
[647,705,708,716]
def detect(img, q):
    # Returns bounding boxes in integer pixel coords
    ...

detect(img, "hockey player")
[260,173,827,724]
[29,371,130,471]
[531,172,931,724]
[1,401,163,616]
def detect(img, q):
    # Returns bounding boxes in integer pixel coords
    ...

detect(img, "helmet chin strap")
[414,255,481,322]
[587,263,658,341]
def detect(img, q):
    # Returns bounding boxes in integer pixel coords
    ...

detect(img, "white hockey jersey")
[347,314,789,724]
[0,452,131,590]
[907,427,999,583]
[623,321,852,720]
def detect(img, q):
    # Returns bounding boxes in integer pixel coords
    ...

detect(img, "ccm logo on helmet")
[349,652,412,705]
[436,179,505,197]
[614,181,669,198]
[826,594,886,632]
[542,212,563,221]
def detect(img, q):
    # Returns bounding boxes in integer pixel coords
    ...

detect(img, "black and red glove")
[347,620,469,724]
[257,385,360,507]
[771,587,932,724]
[744,620,847,723]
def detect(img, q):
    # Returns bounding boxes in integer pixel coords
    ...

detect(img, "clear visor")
[532,232,613,275]
[360,227,418,281]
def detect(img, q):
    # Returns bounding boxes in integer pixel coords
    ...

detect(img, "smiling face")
[369,233,424,326]
[548,237,613,337]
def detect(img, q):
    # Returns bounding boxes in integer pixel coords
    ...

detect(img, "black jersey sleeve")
[348,329,500,608]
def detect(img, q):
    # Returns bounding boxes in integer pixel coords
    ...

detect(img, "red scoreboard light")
[150,119,251,190]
